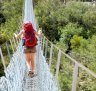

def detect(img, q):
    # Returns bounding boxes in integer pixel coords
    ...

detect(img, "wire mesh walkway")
[22,43,59,91]
[21,44,39,91]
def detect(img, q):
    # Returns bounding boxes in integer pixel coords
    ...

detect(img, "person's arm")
[34,31,40,37]
[14,30,23,38]
[38,28,42,35]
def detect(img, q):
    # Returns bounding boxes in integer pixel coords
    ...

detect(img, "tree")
[60,23,83,45]
[35,0,65,41]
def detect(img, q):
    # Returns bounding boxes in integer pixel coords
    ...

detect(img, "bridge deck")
[22,57,40,91]
[23,72,39,91]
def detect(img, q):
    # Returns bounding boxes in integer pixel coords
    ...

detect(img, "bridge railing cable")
[0,36,19,69]
[0,0,24,90]
[0,36,24,90]
[36,39,61,91]
[40,34,96,91]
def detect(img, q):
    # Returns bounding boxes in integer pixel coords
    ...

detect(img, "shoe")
[28,71,34,77]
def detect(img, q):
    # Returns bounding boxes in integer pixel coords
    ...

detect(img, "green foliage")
[77,69,96,91]
[72,35,96,73]
[35,1,96,41]
[0,61,5,76]
[59,74,71,91]
[70,35,83,48]
[0,0,23,44]
[82,10,96,36]
[60,23,83,45]
[1,0,22,19]
[58,54,73,91]
[64,1,88,23]
[35,0,64,41]
[1,15,21,39]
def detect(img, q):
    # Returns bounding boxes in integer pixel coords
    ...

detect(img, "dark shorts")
[24,46,36,53]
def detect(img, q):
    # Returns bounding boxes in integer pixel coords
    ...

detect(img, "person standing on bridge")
[14,21,41,77]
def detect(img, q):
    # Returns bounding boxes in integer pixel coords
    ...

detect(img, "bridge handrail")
[42,35,96,78]
[40,34,96,91]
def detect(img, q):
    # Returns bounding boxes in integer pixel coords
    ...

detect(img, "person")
[14,21,41,77]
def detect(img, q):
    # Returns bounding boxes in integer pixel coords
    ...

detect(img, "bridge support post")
[0,47,6,70]
[42,36,45,54]
[40,34,43,50]
[9,39,14,53]
[49,43,53,68]
[72,63,78,91]
[13,37,17,49]
[15,31,19,44]
[45,39,48,59]
[55,49,61,78]
[6,42,11,59]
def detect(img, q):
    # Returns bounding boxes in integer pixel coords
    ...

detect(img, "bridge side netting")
[0,40,26,91]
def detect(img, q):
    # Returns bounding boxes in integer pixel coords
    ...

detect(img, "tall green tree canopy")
[0,0,23,44]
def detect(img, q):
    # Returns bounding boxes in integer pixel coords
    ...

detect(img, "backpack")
[23,22,37,47]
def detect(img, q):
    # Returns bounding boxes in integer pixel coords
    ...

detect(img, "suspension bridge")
[0,0,96,91]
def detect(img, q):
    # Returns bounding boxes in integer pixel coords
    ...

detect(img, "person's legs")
[30,53,36,73]
[25,53,31,71]
[24,46,36,76]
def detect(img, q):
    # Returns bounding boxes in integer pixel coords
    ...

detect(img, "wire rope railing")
[40,34,96,91]
[0,36,19,69]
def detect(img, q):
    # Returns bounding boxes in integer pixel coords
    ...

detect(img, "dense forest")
[0,0,96,91]
[0,0,23,44]
[34,0,96,72]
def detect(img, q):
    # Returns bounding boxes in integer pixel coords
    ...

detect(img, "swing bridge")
[0,0,96,91]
